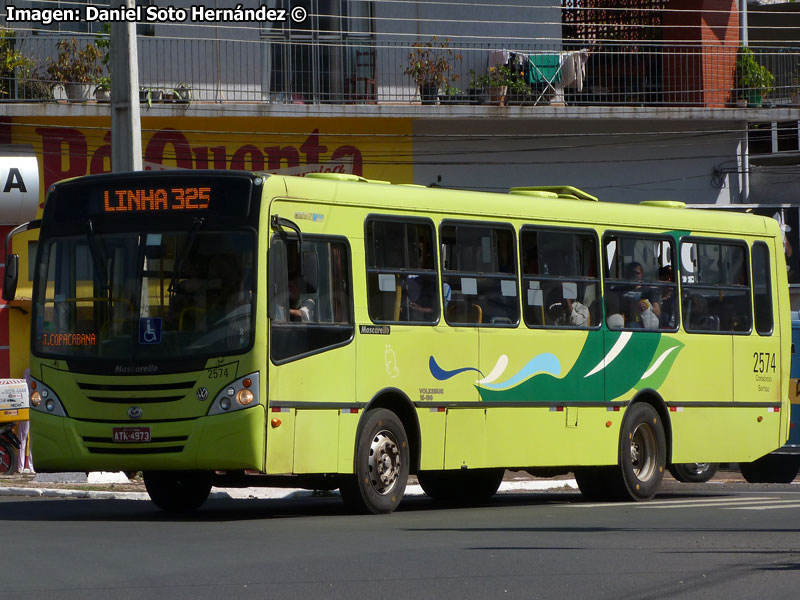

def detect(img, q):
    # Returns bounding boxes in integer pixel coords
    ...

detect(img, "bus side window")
[603,234,677,332]
[680,239,751,334]
[270,236,354,363]
[441,221,519,327]
[365,218,439,325]
[522,227,599,330]
[752,241,773,335]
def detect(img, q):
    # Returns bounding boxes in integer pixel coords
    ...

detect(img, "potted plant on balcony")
[403,36,461,105]
[469,65,529,106]
[1,27,28,99]
[94,75,111,102]
[93,24,111,102]
[737,47,774,108]
[174,83,192,103]
[46,38,103,102]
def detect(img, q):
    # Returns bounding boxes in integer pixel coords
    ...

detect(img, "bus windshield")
[32,228,255,360]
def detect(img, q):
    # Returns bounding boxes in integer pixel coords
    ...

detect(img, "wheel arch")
[361,387,421,473]
[628,388,673,465]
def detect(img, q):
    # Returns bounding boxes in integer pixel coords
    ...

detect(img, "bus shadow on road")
[0,487,785,522]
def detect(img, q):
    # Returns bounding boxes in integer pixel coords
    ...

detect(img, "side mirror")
[3,254,19,301]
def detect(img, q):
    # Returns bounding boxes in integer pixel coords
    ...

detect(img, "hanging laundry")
[527,54,562,85]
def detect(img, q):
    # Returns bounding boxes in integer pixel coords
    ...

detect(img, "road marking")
[724,502,800,510]
[572,496,775,509]
[644,498,795,509]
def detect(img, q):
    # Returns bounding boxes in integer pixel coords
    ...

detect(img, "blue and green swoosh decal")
[429,331,684,402]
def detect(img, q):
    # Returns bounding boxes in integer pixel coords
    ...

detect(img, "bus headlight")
[236,389,254,406]
[208,372,260,416]
[29,378,67,417]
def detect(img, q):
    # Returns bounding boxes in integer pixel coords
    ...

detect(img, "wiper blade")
[168,217,205,296]
[86,219,109,290]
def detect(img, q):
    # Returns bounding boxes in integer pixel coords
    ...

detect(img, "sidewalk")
[0,471,579,501]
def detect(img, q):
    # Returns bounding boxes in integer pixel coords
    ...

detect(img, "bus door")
[266,231,356,475]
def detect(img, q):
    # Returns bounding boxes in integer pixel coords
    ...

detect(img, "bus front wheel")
[339,408,409,514]
[143,471,212,512]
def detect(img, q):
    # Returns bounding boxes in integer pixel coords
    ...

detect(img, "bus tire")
[740,454,800,484]
[143,471,212,512]
[418,468,505,504]
[618,402,666,501]
[668,462,719,483]
[339,408,409,514]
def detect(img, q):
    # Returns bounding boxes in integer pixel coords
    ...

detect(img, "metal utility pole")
[110,0,142,172]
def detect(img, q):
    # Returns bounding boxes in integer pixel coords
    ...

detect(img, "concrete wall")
[411,118,744,205]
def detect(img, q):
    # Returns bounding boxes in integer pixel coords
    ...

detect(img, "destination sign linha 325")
[104,186,211,213]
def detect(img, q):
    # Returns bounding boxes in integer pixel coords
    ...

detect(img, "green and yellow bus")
[2,170,790,512]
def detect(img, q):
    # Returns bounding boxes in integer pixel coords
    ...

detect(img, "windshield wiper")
[86,219,109,291]
[168,217,205,296]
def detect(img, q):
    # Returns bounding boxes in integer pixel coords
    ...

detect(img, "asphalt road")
[1,478,799,600]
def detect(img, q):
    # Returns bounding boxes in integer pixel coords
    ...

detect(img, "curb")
[0,479,578,501]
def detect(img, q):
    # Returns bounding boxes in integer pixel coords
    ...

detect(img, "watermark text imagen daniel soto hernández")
[5,3,309,26]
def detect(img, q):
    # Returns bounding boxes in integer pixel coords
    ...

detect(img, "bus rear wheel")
[618,403,666,500]
[668,462,719,483]
[143,471,212,512]
[418,468,505,504]
[339,408,409,514]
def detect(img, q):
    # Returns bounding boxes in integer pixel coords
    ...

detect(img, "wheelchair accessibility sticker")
[139,317,162,344]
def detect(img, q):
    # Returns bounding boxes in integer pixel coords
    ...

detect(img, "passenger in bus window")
[545,287,589,327]
[406,276,436,321]
[605,292,624,329]
[687,293,718,331]
[658,265,677,329]
[288,273,315,322]
[623,261,660,329]
[719,301,747,332]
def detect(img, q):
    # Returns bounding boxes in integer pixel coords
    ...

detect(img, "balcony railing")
[3,35,800,109]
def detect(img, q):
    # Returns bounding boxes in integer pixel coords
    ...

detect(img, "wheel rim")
[630,422,657,482]
[688,463,709,476]
[368,429,401,495]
